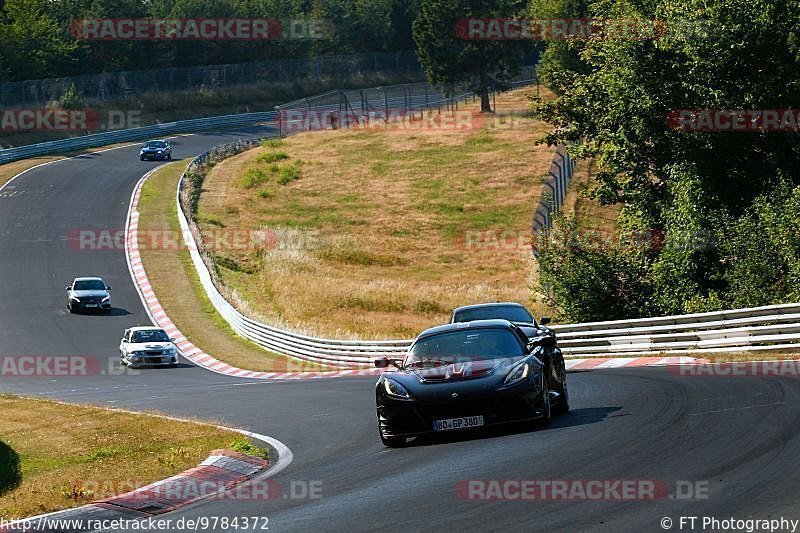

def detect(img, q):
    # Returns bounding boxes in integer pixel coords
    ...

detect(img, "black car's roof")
[451,302,528,313]
[416,319,518,341]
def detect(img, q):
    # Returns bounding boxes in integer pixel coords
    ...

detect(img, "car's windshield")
[73,280,106,291]
[406,328,524,367]
[452,305,534,324]
[144,141,167,148]
[131,330,170,343]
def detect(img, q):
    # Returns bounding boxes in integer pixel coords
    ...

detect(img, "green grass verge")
[137,160,330,372]
[0,394,244,519]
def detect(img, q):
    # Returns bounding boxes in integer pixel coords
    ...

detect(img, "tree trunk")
[480,91,492,113]
[479,69,492,113]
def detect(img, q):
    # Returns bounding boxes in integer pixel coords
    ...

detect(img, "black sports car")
[450,302,564,398]
[139,140,172,161]
[375,319,569,447]
[450,302,553,339]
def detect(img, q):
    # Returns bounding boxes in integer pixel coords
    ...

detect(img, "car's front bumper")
[71,301,111,311]
[126,355,178,367]
[377,385,546,438]
[141,152,168,160]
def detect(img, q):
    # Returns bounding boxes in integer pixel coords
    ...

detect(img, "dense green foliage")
[535,0,800,321]
[413,0,533,111]
[0,0,421,81]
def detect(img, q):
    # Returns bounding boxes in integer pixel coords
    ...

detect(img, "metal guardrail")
[13,75,790,365]
[0,111,278,165]
[169,82,800,364]
[173,83,492,366]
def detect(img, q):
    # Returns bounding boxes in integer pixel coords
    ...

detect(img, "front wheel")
[555,364,570,414]
[541,377,552,425]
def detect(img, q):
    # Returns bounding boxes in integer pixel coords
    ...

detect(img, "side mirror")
[527,336,555,352]
[540,316,551,325]
[106,286,112,291]
[65,286,71,291]
[374,357,402,369]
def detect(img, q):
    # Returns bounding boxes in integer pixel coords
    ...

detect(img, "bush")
[59,84,84,110]
[277,162,302,185]
[241,167,271,189]
[536,217,654,322]
[229,438,269,460]
[257,151,289,163]
[0,440,21,496]
[721,182,800,307]
[261,138,284,148]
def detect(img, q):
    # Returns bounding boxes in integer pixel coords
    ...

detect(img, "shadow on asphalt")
[403,406,623,448]
[66,307,131,317]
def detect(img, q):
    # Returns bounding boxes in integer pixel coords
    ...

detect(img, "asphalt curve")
[2,134,800,532]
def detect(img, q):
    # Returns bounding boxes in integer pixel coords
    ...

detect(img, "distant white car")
[119,327,178,368]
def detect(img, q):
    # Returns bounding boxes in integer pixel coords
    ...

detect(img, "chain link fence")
[0,50,423,107]
[274,65,540,135]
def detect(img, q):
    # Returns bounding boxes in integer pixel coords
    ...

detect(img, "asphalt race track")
[3,132,800,532]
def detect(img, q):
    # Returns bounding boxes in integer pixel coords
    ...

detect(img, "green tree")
[0,0,77,81]
[413,0,529,111]
[534,0,800,319]
[529,0,592,87]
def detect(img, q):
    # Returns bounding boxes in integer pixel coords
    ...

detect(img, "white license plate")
[433,415,484,432]
[85,304,98,308]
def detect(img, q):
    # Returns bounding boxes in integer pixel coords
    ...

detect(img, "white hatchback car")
[119,327,178,368]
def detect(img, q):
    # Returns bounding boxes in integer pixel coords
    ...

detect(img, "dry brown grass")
[561,157,621,233]
[138,161,333,371]
[0,394,240,519]
[198,86,557,339]
[696,349,800,363]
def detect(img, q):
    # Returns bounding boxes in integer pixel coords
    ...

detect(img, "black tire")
[555,363,570,414]
[140,156,145,161]
[167,153,172,161]
[541,376,552,425]
[67,302,75,313]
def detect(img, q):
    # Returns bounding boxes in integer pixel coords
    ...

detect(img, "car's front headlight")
[70,295,80,301]
[165,347,176,355]
[382,378,412,399]
[503,362,529,386]
[101,296,110,302]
